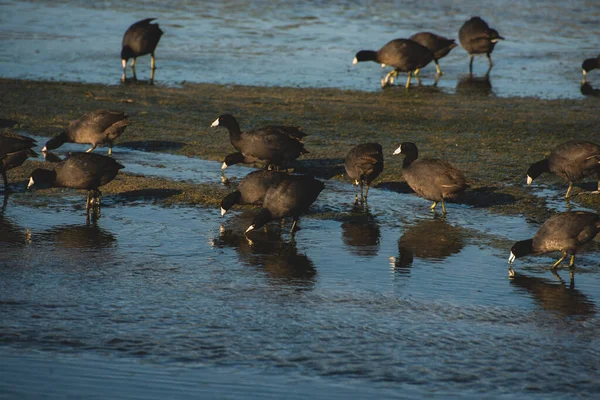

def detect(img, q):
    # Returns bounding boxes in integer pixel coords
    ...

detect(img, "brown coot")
[526,140,600,198]
[220,170,288,216]
[509,211,600,268]
[27,152,124,215]
[393,142,468,213]
[121,18,164,79]
[409,32,457,75]
[211,114,308,171]
[245,175,324,234]
[458,17,504,72]
[344,143,384,202]
[43,110,129,156]
[0,132,38,191]
[352,38,437,88]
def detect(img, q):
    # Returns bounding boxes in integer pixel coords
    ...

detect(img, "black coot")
[121,18,163,80]
[344,143,384,202]
[582,54,600,82]
[352,38,437,88]
[211,114,308,171]
[0,131,38,191]
[220,170,287,216]
[27,152,124,215]
[509,211,600,269]
[526,140,600,199]
[43,110,129,156]
[458,17,504,72]
[393,142,468,213]
[409,32,457,75]
[221,152,260,170]
[245,175,324,234]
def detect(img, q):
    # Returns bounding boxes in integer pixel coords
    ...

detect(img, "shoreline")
[1,78,598,220]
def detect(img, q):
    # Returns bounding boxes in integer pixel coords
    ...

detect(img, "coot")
[582,54,600,82]
[245,175,324,234]
[0,132,38,191]
[27,152,124,215]
[393,142,468,213]
[211,114,308,170]
[352,38,437,88]
[409,32,457,75]
[220,170,287,216]
[43,110,129,156]
[344,143,384,202]
[458,17,504,72]
[526,140,600,198]
[121,18,163,79]
[509,211,600,268]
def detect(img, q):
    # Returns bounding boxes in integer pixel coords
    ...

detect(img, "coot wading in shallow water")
[509,211,600,270]
[42,110,129,156]
[582,54,600,82]
[27,152,124,217]
[210,114,308,171]
[409,32,457,75]
[220,170,288,217]
[245,175,325,235]
[525,140,600,199]
[392,142,468,214]
[0,132,38,192]
[344,143,384,203]
[121,18,164,82]
[458,16,504,73]
[352,38,437,88]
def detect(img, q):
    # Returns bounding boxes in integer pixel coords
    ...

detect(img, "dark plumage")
[43,110,129,156]
[393,142,468,213]
[0,132,38,191]
[352,38,437,88]
[121,18,164,79]
[245,175,325,234]
[458,16,504,72]
[211,114,308,171]
[220,170,287,216]
[582,54,600,82]
[409,32,457,75]
[526,140,600,199]
[222,152,259,170]
[344,143,384,202]
[509,211,600,268]
[27,152,124,215]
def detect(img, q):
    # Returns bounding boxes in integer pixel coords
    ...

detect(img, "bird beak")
[392,146,402,155]
[210,118,220,127]
[41,146,47,153]
[508,252,516,264]
[121,59,126,70]
[526,175,533,185]
[352,57,358,65]
[221,162,228,170]
[27,177,34,189]
[220,207,227,217]
[245,225,255,234]
[381,63,386,68]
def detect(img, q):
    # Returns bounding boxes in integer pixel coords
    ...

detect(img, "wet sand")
[1,78,598,220]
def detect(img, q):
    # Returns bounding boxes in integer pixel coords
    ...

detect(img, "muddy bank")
[1,78,598,221]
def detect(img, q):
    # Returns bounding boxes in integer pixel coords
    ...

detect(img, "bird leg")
[131,58,136,68]
[359,181,364,201]
[1,169,9,193]
[435,60,442,76]
[551,251,568,269]
[487,53,493,69]
[364,183,370,201]
[290,218,299,234]
[430,201,438,211]
[565,181,574,198]
[86,144,97,153]
[469,55,474,74]
[151,53,156,70]
[441,200,447,214]
[414,68,420,77]
[405,71,412,89]
[569,254,575,267]
[86,191,93,215]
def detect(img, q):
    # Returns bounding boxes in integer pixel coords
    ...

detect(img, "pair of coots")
[43,109,129,156]
[121,18,163,80]
[211,114,308,171]
[526,140,600,198]
[220,170,324,234]
[0,132,38,191]
[28,153,124,216]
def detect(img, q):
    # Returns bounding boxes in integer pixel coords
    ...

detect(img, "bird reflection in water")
[341,204,380,257]
[0,197,31,246]
[580,81,600,97]
[456,72,493,96]
[508,270,595,319]
[391,215,465,273]
[211,213,316,289]
[40,221,116,250]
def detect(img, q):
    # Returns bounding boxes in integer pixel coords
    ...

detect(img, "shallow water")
[1,0,599,98]
[2,141,600,398]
